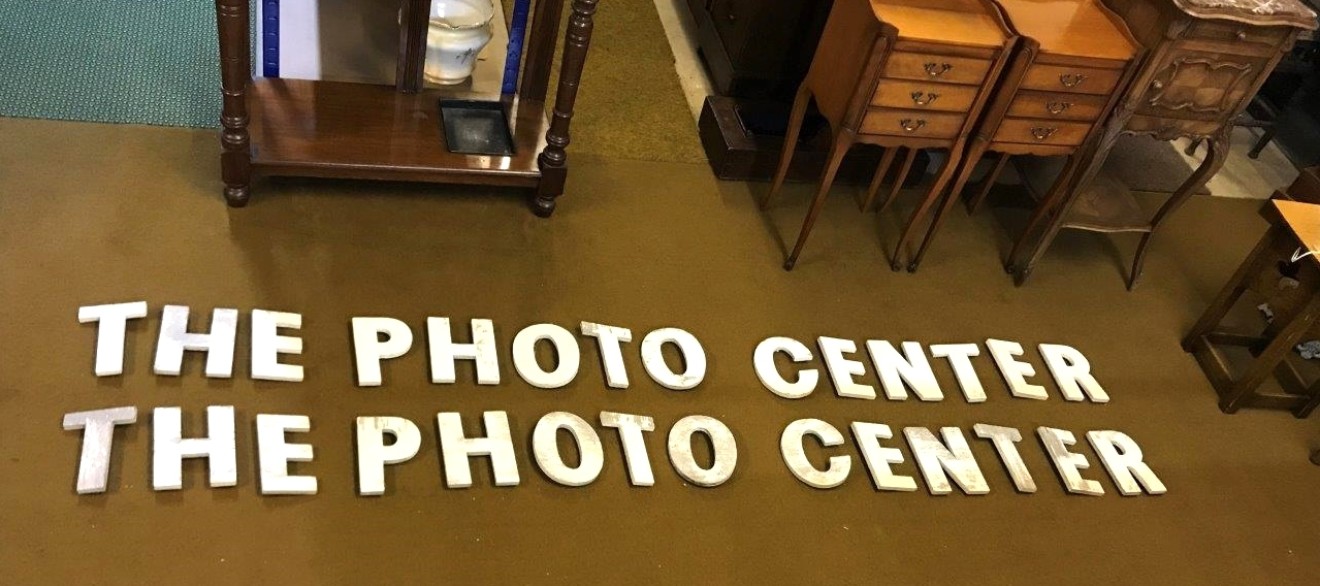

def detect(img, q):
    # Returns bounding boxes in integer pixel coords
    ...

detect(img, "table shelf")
[249,79,547,187]
[1017,155,1152,232]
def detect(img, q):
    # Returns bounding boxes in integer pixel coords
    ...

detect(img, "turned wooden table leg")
[534,0,600,217]
[216,0,251,207]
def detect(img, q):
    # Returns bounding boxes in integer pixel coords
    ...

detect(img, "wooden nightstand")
[762,0,1017,271]
[932,0,1143,273]
[1010,0,1318,288]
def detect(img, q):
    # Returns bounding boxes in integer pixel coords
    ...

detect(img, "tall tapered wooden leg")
[533,0,600,217]
[1005,151,1085,278]
[216,0,252,207]
[1129,130,1228,289]
[764,85,813,210]
[943,139,988,213]
[908,148,970,272]
[876,148,917,215]
[860,147,899,212]
[784,131,854,271]
[967,151,1009,213]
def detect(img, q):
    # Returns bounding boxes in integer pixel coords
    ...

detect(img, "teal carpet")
[0,1,223,128]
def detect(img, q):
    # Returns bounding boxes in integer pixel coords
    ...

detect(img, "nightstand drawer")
[1020,64,1123,96]
[860,108,965,139]
[1184,19,1290,47]
[882,52,993,86]
[992,118,1091,146]
[870,80,978,113]
[1006,91,1109,122]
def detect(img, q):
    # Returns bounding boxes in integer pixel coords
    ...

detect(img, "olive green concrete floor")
[1,117,1318,584]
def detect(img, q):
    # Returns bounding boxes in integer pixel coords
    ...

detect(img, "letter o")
[512,324,581,389]
[667,415,737,487]
[532,412,604,487]
[641,328,706,390]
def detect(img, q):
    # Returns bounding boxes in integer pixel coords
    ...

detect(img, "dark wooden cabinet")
[686,0,827,98]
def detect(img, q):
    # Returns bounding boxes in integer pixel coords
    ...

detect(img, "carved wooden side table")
[1183,200,1320,418]
[213,0,600,217]
[1009,0,1318,288]
[761,0,1017,271]
[929,0,1142,272]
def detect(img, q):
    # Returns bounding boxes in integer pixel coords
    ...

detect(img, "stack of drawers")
[989,60,1127,148]
[861,53,996,140]
[922,0,1143,274]
[764,0,1017,271]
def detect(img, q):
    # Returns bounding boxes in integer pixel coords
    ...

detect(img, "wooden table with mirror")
[762,0,1017,272]
[1008,0,1318,288]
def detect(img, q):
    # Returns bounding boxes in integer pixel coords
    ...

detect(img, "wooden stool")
[1183,200,1320,418]
[761,0,1015,271]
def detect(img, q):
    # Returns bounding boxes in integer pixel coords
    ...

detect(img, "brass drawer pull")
[1059,73,1087,88]
[1046,101,1072,115]
[1030,127,1058,141]
[924,62,952,77]
[899,118,927,133]
[910,91,941,106]
[1235,29,1247,41]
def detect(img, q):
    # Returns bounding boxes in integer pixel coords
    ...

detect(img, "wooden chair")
[761,0,1015,272]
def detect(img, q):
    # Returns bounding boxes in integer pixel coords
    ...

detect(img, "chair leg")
[907,149,965,272]
[860,147,899,212]
[877,148,917,215]
[1248,125,1276,159]
[967,151,1009,213]
[1183,138,1202,157]
[783,131,854,271]
[763,85,813,209]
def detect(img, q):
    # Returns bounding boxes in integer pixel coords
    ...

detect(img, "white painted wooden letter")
[351,317,414,387]
[817,337,875,399]
[849,422,917,491]
[641,328,707,390]
[436,411,520,488]
[154,305,239,378]
[600,411,657,486]
[780,418,851,489]
[251,309,304,382]
[581,322,633,389]
[78,301,148,376]
[63,406,137,494]
[257,414,317,495]
[355,416,421,496]
[753,336,819,399]
[152,406,237,490]
[428,317,500,385]
[986,339,1048,400]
